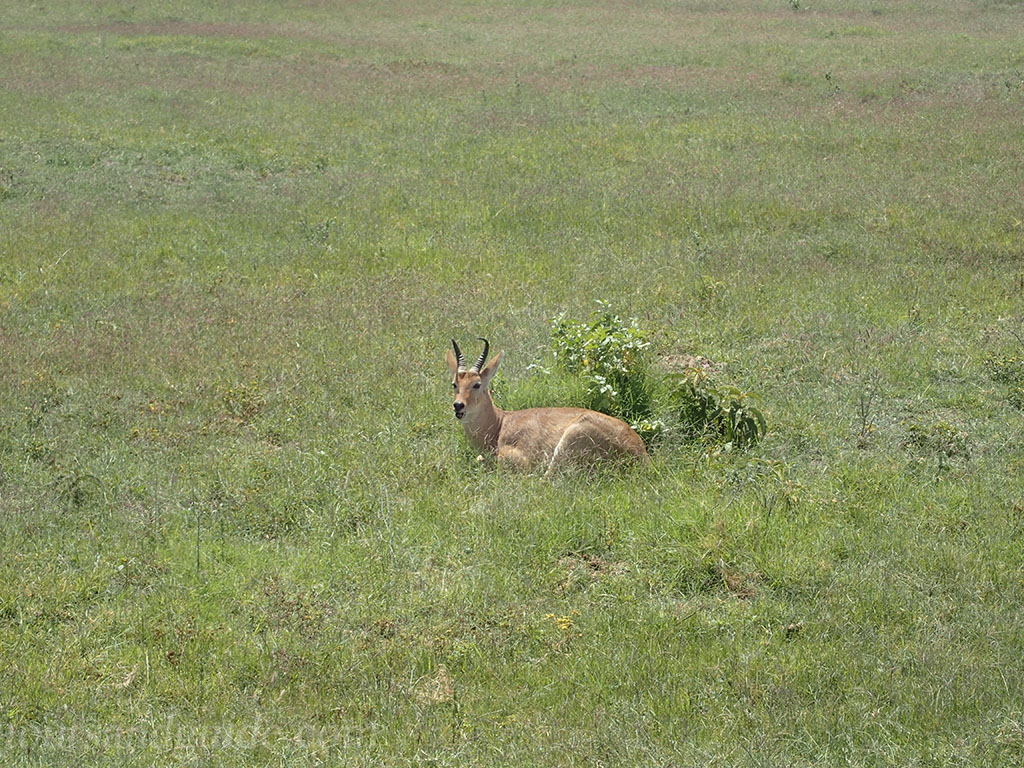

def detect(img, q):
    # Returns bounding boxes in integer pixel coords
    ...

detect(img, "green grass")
[2,0,1024,764]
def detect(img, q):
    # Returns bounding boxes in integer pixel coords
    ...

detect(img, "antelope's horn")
[471,337,490,372]
[451,339,466,371]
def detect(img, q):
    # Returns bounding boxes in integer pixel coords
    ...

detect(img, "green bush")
[550,306,766,448]
[551,303,659,433]
[668,368,767,448]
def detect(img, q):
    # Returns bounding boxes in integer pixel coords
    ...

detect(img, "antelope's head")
[446,338,503,422]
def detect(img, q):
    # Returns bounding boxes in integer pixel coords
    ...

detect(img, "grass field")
[2,0,1024,764]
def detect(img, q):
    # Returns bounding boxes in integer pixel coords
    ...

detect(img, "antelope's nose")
[453,401,465,414]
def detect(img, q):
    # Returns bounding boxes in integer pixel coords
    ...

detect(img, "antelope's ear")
[446,347,459,377]
[479,350,503,386]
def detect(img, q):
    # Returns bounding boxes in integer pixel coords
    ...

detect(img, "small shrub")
[668,368,766,448]
[551,303,658,432]
[719,386,768,448]
[550,305,766,448]
[670,368,722,436]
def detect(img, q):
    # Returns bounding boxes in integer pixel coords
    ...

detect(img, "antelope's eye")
[451,382,457,389]
[472,382,481,389]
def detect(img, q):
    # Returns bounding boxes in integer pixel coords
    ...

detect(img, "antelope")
[446,338,649,474]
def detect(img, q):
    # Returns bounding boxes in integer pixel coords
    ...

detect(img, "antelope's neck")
[463,399,504,454]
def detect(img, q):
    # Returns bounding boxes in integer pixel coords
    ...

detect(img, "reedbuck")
[446,338,649,474]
